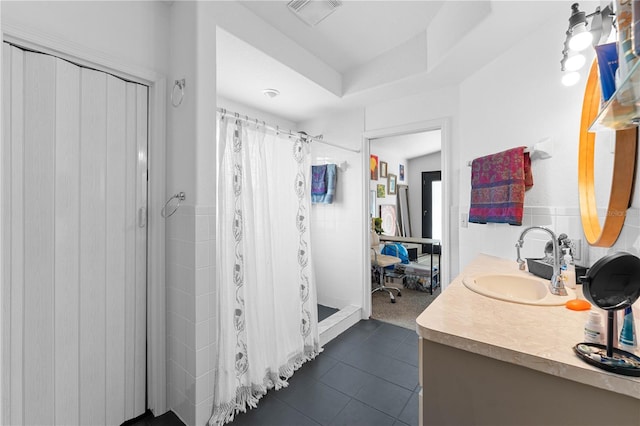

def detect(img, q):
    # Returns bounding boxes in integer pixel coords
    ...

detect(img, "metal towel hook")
[161,192,186,218]
[171,79,185,108]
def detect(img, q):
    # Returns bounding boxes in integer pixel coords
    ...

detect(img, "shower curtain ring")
[171,79,185,108]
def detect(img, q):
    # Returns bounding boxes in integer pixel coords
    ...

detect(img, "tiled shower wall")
[166,205,216,426]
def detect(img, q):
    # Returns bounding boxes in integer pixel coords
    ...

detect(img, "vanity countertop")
[416,253,640,400]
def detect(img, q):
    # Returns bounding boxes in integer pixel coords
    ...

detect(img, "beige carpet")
[371,286,441,330]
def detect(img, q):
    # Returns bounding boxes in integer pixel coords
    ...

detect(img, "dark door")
[422,171,441,254]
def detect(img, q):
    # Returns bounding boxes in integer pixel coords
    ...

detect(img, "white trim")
[361,137,372,319]
[2,21,161,85]
[318,305,362,346]
[146,78,167,416]
[0,11,6,425]
[1,24,167,417]
[362,118,452,319]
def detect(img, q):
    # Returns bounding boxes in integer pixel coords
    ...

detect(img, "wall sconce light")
[562,71,581,87]
[561,3,615,86]
[568,3,593,51]
[565,51,587,71]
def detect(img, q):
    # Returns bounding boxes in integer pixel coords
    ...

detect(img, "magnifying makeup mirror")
[575,252,640,376]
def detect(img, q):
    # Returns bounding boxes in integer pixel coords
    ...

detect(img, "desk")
[379,236,441,294]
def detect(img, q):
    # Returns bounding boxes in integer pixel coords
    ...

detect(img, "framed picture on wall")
[370,155,379,180]
[379,204,397,236]
[388,174,397,195]
[380,161,388,178]
[399,164,405,181]
[377,184,386,198]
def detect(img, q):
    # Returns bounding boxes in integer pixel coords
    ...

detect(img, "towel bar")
[466,140,552,166]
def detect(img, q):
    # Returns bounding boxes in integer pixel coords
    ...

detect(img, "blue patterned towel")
[311,165,327,195]
[312,164,337,204]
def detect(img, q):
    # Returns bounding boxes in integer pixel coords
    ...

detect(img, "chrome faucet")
[515,226,567,296]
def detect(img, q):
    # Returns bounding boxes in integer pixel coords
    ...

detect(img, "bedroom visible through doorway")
[368,129,442,329]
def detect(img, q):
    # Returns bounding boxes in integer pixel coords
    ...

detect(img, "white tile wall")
[459,205,640,272]
[166,204,216,425]
[310,146,364,311]
[586,207,640,264]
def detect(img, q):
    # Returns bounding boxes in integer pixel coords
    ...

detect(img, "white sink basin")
[462,273,576,306]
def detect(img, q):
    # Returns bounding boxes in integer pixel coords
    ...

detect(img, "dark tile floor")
[129,410,184,426]
[231,319,419,426]
[135,319,419,426]
[318,304,339,322]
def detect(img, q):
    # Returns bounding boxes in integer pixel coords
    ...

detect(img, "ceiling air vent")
[287,0,342,27]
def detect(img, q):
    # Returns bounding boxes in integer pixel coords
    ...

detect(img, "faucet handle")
[516,240,526,270]
[518,261,526,271]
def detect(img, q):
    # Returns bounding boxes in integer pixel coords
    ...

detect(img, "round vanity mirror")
[579,61,638,247]
[593,130,615,226]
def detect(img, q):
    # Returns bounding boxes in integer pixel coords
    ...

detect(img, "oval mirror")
[578,61,638,247]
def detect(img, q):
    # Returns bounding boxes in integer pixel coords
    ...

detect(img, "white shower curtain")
[211,114,320,425]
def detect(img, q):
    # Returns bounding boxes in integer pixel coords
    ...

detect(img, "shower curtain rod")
[217,108,361,153]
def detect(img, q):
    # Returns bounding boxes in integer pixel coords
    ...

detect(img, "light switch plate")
[460,213,468,228]
[572,239,582,261]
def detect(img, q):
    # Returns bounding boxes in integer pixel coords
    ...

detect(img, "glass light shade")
[569,23,593,51]
[565,53,586,71]
[562,71,580,86]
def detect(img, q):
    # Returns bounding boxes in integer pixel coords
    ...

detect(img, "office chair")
[370,231,402,303]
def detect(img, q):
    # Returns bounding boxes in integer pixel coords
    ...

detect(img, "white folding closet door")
[2,43,148,426]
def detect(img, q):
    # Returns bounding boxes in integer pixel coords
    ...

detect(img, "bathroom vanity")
[416,254,640,426]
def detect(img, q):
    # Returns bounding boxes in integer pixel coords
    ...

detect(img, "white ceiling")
[238,1,445,73]
[216,28,340,122]
[216,1,569,124]
[371,130,441,161]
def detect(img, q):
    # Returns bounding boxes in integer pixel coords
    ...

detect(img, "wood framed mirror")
[579,60,638,247]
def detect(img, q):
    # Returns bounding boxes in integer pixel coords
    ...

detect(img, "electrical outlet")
[572,239,583,261]
[460,213,468,228]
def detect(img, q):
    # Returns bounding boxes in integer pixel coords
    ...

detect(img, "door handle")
[423,210,428,216]
[138,207,147,228]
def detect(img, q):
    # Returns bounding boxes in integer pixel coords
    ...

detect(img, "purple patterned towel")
[311,165,327,195]
[468,146,533,226]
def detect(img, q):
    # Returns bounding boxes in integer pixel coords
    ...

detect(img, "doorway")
[365,124,446,326]
[2,43,148,425]
[421,171,442,255]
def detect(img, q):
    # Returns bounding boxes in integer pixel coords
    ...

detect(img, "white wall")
[458,3,584,269]
[1,1,170,76]
[456,1,640,271]
[365,85,460,284]
[299,108,365,311]
[165,4,199,425]
[408,152,441,238]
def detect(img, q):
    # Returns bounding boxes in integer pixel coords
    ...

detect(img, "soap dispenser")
[562,249,577,290]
